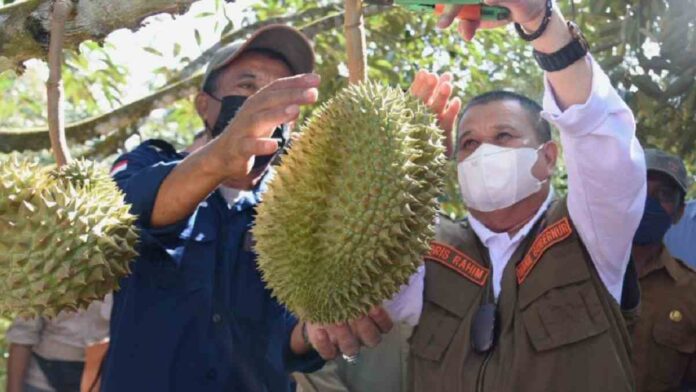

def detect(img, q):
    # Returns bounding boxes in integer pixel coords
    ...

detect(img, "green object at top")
[393,0,510,20]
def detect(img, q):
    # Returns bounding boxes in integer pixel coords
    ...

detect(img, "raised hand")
[410,70,462,156]
[211,73,321,181]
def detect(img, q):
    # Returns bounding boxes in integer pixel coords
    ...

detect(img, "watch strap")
[533,33,589,72]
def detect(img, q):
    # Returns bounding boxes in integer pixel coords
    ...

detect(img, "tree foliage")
[0,0,692,205]
[0,0,693,383]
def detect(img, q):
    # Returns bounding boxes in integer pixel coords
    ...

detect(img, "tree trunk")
[0,0,197,74]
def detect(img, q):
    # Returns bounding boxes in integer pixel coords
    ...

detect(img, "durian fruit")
[0,156,138,318]
[254,82,446,323]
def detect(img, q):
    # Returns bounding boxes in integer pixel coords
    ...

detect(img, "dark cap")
[645,148,692,193]
[201,24,314,91]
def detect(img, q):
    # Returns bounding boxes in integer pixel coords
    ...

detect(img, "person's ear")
[195,92,209,122]
[540,141,558,178]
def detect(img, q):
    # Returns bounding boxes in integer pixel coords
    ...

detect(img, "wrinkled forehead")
[457,100,541,142]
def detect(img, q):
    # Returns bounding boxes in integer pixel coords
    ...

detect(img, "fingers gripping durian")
[0,156,138,318]
[254,82,446,323]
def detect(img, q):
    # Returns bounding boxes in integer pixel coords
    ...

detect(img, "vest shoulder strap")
[427,216,490,288]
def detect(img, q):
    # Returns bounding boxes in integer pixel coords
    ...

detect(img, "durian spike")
[344,0,367,84]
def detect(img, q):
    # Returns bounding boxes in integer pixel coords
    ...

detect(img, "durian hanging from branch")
[0,0,138,318]
[253,0,446,323]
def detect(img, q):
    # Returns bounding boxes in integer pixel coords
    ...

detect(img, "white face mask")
[457,143,546,212]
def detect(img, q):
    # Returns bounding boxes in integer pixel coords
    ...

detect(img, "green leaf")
[143,47,164,57]
[221,21,235,37]
[194,29,202,48]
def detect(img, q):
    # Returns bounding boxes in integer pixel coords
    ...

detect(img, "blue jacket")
[102,140,322,392]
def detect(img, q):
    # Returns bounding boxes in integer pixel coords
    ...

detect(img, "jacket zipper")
[475,348,494,392]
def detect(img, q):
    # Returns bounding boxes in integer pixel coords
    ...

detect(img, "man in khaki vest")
[630,149,696,391]
[306,0,647,391]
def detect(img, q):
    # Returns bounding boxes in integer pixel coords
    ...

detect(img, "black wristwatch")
[533,21,590,72]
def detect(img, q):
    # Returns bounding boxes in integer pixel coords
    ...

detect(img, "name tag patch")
[516,217,573,284]
[425,241,490,286]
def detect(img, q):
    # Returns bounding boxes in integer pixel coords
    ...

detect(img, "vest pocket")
[521,280,610,352]
[653,314,696,354]
[410,302,462,362]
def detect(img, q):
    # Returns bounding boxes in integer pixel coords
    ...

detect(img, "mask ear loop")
[534,141,553,186]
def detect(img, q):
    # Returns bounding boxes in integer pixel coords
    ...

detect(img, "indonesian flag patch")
[110,160,128,177]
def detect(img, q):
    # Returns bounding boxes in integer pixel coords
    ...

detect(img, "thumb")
[237,137,280,159]
[437,5,463,29]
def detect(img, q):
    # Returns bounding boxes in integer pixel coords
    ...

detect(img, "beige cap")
[201,24,315,91]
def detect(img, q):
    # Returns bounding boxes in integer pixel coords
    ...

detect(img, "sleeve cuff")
[122,161,189,242]
[282,319,325,374]
[541,55,631,137]
[6,318,42,346]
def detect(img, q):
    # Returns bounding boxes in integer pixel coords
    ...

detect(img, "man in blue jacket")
[101,25,391,392]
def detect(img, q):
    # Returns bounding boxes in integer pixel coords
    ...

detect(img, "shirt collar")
[640,246,690,285]
[468,187,555,247]
[687,200,696,220]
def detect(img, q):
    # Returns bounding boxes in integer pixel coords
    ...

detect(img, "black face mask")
[207,94,290,170]
[633,196,673,245]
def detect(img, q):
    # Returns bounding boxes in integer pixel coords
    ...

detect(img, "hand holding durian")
[254,70,460,359]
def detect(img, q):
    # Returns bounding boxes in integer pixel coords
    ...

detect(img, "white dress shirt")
[6,296,112,391]
[385,56,646,325]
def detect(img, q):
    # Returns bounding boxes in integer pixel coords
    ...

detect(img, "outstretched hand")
[410,70,461,156]
[211,73,320,181]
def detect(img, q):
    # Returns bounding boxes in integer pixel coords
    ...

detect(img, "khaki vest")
[409,199,635,392]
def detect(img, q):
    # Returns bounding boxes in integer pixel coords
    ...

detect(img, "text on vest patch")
[426,241,490,286]
[516,217,573,284]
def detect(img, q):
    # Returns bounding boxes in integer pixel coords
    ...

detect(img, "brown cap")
[201,24,314,91]
[645,148,692,193]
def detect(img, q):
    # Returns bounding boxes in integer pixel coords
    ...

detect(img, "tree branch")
[174,3,341,81]
[0,5,390,155]
[47,0,72,166]
[344,0,367,84]
[0,74,202,153]
[0,0,197,74]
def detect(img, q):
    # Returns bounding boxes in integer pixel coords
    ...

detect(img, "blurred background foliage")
[0,0,694,386]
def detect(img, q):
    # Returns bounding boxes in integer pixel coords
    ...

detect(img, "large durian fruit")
[0,156,138,318]
[254,82,446,323]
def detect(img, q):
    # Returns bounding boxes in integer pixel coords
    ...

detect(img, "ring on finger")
[342,352,360,365]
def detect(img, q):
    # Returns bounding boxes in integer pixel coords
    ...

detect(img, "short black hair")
[202,48,293,96]
[457,90,552,146]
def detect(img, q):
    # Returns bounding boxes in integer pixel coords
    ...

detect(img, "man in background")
[5,297,111,392]
[665,198,696,268]
[630,148,696,391]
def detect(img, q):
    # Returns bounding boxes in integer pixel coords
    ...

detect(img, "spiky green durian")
[253,82,446,323]
[0,156,138,318]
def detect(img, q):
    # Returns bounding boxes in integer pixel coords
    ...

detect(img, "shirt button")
[212,313,222,323]
[206,369,217,380]
[669,310,683,322]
